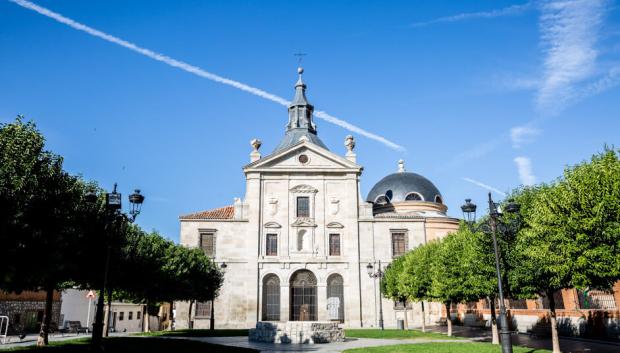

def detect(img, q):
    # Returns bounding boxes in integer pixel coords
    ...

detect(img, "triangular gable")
[243,140,361,172]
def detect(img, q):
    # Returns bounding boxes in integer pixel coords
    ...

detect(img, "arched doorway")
[262,274,280,321]
[289,270,317,321]
[327,274,344,322]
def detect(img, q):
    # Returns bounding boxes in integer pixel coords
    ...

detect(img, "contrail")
[462,177,507,197]
[9,0,404,151]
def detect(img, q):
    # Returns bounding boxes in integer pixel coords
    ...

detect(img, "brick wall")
[0,300,62,333]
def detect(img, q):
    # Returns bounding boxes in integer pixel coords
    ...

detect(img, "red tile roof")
[180,205,234,220]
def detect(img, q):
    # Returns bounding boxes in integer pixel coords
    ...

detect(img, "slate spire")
[272,67,328,153]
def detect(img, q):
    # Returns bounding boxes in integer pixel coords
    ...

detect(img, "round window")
[298,154,309,164]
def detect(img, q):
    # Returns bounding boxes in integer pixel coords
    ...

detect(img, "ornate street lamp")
[461,193,520,353]
[90,183,145,348]
[367,261,385,330]
[129,189,145,222]
[460,198,477,224]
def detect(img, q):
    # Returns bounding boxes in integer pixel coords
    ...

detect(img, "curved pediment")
[326,222,344,229]
[264,221,282,228]
[290,184,318,193]
[291,218,317,227]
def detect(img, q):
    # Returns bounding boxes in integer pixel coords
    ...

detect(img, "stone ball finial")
[344,135,355,152]
[398,159,405,173]
[251,138,262,152]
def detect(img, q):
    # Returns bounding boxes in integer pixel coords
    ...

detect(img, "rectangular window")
[119,312,124,321]
[329,234,341,256]
[128,311,133,320]
[195,301,212,318]
[200,232,215,257]
[266,233,278,256]
[137,311,141,320]
[296,196,310,217]
[391,232,406,257]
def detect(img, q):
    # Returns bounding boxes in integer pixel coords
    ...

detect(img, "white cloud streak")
[536,0,607,113]
[514,156,536,185]
[462,178,507,197]
[411,2,533,27]
[9,0,404,151]
[510,125,541,148]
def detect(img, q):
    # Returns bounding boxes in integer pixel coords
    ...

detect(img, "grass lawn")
[345,329,458,340]
[344,342,551,353]
[4,337,257,353]
[138,328,249,337]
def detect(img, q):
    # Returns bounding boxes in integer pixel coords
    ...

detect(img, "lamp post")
[461,193,519,353]
[366,261,384,330]
[210,262,227,331]
[90,184,144,348]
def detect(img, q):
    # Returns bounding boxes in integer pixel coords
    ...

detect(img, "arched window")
[327,274,344,322]
[262,274,280,321]
[290,270,317,321]
[435,195,443,204]
[374,195,390,205]
[405,192,424,201]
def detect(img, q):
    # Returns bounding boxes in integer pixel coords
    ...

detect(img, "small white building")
[176,68,459,329]
[60,289,145,333]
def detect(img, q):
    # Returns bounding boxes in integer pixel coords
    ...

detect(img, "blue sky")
[1,0,619,242]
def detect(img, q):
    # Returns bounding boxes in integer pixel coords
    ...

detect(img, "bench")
[60,321,88,335]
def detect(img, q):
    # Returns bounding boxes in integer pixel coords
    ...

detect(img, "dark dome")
[366,172,442,203]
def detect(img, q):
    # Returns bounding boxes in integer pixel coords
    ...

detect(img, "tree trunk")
[548,292,561,353]
[37,286,54,346]
[403,301,409,330]
[420,301,426,332]
[445,301,452,337]
[187,300,194,329]
[490,297,499,345]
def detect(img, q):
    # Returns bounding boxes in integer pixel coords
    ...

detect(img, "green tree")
[430,232,475,337]
[399,241,440,332]
[509,148,620,353]
[381,255,408,329]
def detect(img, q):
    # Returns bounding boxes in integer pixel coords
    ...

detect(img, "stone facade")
[176,69,459,330]
[0,291,62,333]
[249,321,344,344]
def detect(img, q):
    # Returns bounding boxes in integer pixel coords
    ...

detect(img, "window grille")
[200,232,215,257]
[329,234,341,256]
[290,270,317,321]
[195,301,212,318]
[391,232,407,257]
[327,274,344,322]
[578,289,617,310]
[297,197,310,217]
[128,312,133,320]
[266,233,278,256]
[119,312,124,321]
[262,275,280,321]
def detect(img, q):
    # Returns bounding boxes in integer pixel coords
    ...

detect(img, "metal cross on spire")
[294,52,307,66]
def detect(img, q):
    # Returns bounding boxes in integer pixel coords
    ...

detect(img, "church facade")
[175,69,459,329]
